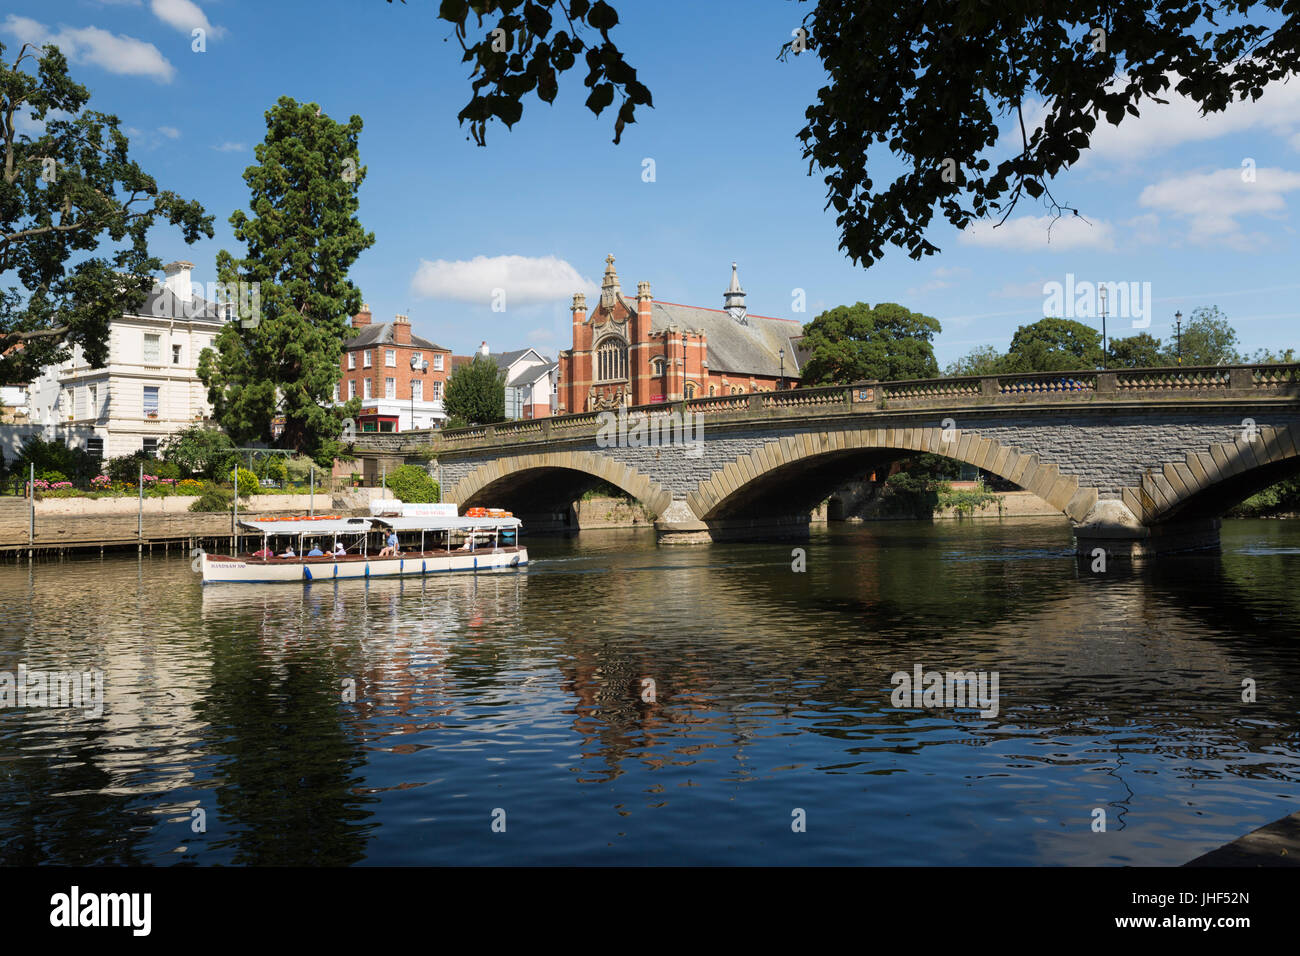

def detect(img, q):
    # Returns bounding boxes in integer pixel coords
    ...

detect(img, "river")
[1,517,1298,865]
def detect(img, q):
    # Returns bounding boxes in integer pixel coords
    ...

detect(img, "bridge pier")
[1072,500,1221,560]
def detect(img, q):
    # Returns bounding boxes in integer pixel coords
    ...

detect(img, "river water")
[1,518,1298,865]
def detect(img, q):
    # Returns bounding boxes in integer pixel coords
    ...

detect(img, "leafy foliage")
[403,2,1300,267]
[1001,318,1104,372]
[0,41,212,384]
[199,97,373,465]
[390,0,652,145]
[1107,332,1164,369]
[188,485,234,512]
[944,345,1005,377]
[388,464,440,503]
[1172,306,1239,366]
[159,425,237,479]
[800,302,940,385]
[12,434,98,482]
[445,355,507,424]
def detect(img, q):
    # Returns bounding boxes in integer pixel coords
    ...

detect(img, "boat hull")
[201,548,528,584]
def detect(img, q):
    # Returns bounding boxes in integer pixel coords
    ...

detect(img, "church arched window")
[651,357,665,377]
[595,336,628,382]
[685,382,696,399]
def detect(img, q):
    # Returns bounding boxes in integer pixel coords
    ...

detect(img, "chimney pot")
[352,303,372,328]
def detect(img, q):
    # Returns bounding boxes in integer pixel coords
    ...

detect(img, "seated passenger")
[307,545,324,557]
[378,531,400,557]
[333,542,347,556]
[251,546,274,559]
[281,546,296,558]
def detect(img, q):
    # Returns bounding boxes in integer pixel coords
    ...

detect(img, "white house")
[24,261,232,459]
[461,343,557,419]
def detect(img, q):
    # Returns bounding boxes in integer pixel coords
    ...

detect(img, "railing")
[381,362,1300,452]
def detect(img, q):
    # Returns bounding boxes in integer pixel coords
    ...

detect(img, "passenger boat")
[196,503,527,584]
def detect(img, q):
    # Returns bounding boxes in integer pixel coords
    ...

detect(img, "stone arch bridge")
[354,364,1300,557]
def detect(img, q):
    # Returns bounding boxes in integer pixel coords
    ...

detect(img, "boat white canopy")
[371,516,521,532]
[238,518,373,536]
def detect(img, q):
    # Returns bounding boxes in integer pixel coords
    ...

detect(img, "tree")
[799,302,940,385]
[1002,318,1104,373]
[944,345,1004,377]
[1169,306,1239,366]
[399,1,1300,267]
[445,355,506,425]
[388,464,440,503]
[159,425,237,479]
[1107,332,1164,369]
[0,41,212,384]
[1247,347,1297,364]
[199,97,374,465]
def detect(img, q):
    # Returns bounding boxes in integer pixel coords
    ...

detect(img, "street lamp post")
[1174,311,1183,365]
[778,348,785,390]
[1099,285,1109,365]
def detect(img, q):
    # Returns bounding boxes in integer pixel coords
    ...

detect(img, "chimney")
[352,303,372,328]
[162,261,194,300]
[479,341,490,358]
[393,313,411,344]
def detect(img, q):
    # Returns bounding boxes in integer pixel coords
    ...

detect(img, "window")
[651,357,666,376]
[709,385,716,397]
[385,349,396,367]
[88,385,97,416]
[411,352,422,369]
[433,354,444,371]
[363,379,372,399]
[172,344,182,365]
[431,380,442,402]
[142,438,158,456]
[143,385,159,417]
[334,383,340,402]
[87,437,103,459]
[143,333,161,364]
[385,377,395,399]
[348,380,357,399]
[596,337,628,382]
[411,379,422,401]
[363,350,372,368]
[685,383,696,399]
[348,352,356,370]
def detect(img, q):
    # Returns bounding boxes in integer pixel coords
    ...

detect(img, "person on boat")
[306,545,324,557]
[378,531,400,557]
[281,546,296,558]
[251,545,274,559]
[333,542,347,556]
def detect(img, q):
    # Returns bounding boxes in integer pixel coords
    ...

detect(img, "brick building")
[338,306,451,431]
[556,256,803,414]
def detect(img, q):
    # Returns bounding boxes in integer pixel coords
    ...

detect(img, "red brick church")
[556,255,805,413]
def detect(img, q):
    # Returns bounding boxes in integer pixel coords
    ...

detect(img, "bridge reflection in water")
[1,519,1298,865]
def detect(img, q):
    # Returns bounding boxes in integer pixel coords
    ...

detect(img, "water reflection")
[1,519,1298,865]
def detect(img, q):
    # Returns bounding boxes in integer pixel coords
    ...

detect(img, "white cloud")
[211,141,246,152]
[150,0,224,38]
[2,15,175,82]
[411,255,594,305]
[1082,72,1300,166]
[158,125,181,138]
[958,213,1115,251]
[1138,166,1300,249]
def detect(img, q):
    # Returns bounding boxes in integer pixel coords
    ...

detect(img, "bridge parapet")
[408,363,1300,456]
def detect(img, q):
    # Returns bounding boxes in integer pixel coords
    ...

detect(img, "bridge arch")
[1124,423,1300,525]
[686,425,1101,523]
[448,450,673,518]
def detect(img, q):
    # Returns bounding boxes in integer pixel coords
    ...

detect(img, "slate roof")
[509,361,556,388]
[344,322,446,352]
[649,302,803,378]
[133,287,225,322]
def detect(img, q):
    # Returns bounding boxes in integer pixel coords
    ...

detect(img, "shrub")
[388,464,440,503]
[225,466,259,498]
[106,452,152,484]
[189,487,234,512]
[284,455,316,484]
[15,435,98,482]
[37,469,68,483]
[160,426,236,479]
[154,460,182,480]
[177,478,205,495]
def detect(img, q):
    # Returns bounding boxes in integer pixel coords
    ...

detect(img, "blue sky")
[7,0,1299,366]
